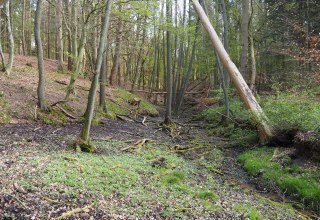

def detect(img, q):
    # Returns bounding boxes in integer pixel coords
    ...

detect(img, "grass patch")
[233,204,263,220]
[238,147,320,209]
[17,141,222,218]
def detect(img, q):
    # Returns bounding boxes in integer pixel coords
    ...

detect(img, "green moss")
[0,95,11,124]
[248,210,263,220]
[162,171,185,185]
[234,204,263,220]
[38,108,68,125]
[116,89,159,116]
[197,190,219,201]
[239,147,320,208]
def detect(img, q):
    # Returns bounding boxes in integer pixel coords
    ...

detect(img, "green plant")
[238,147,320,208]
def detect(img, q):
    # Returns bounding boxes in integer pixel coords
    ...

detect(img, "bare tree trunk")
[249,33,257,92]
[35,0,48,110]
[109,4,123,86]
[80,0,113,148]
[5,1,14,75]
[192,0,272,142]
[240,0,249,79]
[220,0,229,87]
[99,42,108,112]
[22,0,26,56]
[164,0,172,124]
[176,21,200,112]
[56,0,64,72]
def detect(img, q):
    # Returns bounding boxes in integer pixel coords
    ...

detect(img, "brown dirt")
[0,54,116,123]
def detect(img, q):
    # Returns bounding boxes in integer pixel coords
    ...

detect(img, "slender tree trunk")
[65,15,88,100]
[192,0,272,142]
[240,0,249,79]
[249,33,257,92]
[220,0,229,87]
[164,0,172,124]
[22,0,26,55]
[99,42,108,111]
[176,21,200,112]
[80,0,113,147]
[56,0,64,72]
[35,0,47,110]
[5,1,14,75]
[47,4,51,59]
[110,5,123,86]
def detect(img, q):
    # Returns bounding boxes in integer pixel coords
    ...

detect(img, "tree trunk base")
[71,138,96,153]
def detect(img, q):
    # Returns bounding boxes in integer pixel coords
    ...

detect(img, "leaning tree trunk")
[5,1,14,75]
[34,0,47,110]
[80,0,113,150]
[192,0,272,142]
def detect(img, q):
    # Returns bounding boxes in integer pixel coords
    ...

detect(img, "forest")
[0,0,319,219]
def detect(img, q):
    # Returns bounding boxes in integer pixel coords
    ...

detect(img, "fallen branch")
[202,164,224,176]
[121,138,152,152]
[116,114,134,122]
[129,90,204,95]
[171,145,208,153]
[41,196,62,204]
[54,80,90,92]
[55,104,78,119]
[55,204,94,220]
[1,192,27,209]
[51,100,69,107]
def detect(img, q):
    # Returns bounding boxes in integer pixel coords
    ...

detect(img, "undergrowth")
[238,147,320,209]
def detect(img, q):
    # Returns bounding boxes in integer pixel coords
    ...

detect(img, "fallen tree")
[192,0,273,142]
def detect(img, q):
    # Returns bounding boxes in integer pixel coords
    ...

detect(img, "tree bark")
[164,0,173,124]
[5,1,14,75]
[35,0,48,110]
[56,0,64,72]
[192,0,272,142]
[21,0,26,55]
[80,0,113,144]
[240,0,249,79]
[109,4,123,86]
[99,44,108,112]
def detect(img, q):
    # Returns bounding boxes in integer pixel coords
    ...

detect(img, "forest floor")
[0,55,318,219]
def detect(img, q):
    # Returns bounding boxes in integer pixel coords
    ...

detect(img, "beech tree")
[192,0,273,142]
[79,0,113,152]
[34,0,48,110]
[4,0,14,75]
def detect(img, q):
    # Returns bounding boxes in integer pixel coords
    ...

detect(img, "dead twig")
[141,116,147,126]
